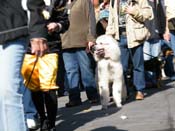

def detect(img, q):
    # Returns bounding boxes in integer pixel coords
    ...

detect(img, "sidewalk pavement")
[54,79,175,131]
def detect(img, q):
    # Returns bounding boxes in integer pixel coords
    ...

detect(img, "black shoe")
[40,119,50,131]
[89,99,99,104]
[49,127,56,131]
[65,101,82,108]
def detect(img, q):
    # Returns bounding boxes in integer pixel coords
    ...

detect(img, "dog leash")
[25,55,39,87]
[143,52,166,61]
[144,52,158,58]
[21,55,38,97]
[143,52,165,61]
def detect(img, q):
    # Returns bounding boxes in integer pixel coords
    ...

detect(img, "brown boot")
[135,91,144,100]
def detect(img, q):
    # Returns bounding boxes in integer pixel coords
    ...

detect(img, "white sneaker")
[26,119,37,129]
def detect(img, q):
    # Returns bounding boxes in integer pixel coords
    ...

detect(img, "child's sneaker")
[26,119,37,130]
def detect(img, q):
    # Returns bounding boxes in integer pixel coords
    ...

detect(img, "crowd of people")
[0,0,174,131]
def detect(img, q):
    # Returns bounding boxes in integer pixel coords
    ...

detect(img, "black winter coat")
[0,0,47,44]
[27,0,69,53]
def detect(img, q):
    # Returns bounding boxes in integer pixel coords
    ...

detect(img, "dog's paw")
[117,103,122,108]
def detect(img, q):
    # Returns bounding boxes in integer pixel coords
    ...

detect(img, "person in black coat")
[21,0,69,131]
[0,0,48,131]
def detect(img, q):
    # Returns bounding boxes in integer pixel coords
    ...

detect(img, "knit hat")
[98,9,109,21]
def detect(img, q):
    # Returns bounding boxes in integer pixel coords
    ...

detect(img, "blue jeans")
[130,45,145,91]
[119,36,130,93]
[170,30,175,55]
[119,36,145,92]
[119,35,130,73]
[165,31,175,77]
[62,48,98,102]
[161,40,175,77]
[0,38,27,131]
[143,39,161,85]
[143,39,161,61]
[19,84,37,120]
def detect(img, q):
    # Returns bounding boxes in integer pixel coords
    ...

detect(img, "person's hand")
[86,41,96,53]
[88,41,95,50]
[125,4,135,15]
[30,38,48,57]
[47,22,60,33]
[163,32,171,42]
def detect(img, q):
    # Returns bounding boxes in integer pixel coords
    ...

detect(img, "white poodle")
[93,35,127,109]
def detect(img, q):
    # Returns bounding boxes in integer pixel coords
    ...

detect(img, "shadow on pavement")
[56,100,121,131]
[91,126,127,131]
[123,78,175,105]
[55,78,175,131]
[153,128,175,131]
[144,78,175,97]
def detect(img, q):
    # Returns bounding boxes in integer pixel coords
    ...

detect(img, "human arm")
[125,0,153,22]
[86,0,97,44]
[163,17,171,42]
[27,0,48,56]
[47,0,69,34]
[163,3,171,42]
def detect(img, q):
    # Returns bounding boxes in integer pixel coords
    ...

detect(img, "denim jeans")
[130,44,145,91]
[143,39,161,61]
[119,35,130,73]
[0,38,27,131]
[161,40,175,77]
[170,30,175,55]
[119,35,130,93]
[19,84,38,120]
[143,39,161,85]
[119,35,145,92]
[62,48,98,102]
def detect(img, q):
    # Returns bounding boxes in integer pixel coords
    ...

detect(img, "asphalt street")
[54,78,175,131]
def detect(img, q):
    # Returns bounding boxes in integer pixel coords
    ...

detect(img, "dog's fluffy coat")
[93,35,127,109]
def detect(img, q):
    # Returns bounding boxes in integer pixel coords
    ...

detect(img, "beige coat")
[164,0,175,20]
[106,0,153,48]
